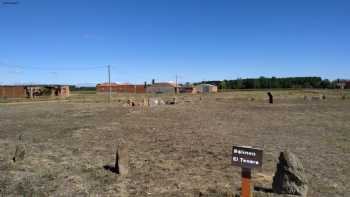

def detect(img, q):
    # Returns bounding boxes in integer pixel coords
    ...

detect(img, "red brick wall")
[0,86,26,98]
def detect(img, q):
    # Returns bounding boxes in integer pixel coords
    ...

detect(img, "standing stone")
[13,134,25,162]
[115,143,129,176]
[13,143,26,162]
[267,92,273,104]
[272,151,308,197]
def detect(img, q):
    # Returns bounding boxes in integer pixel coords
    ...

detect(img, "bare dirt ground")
[0,90,349,197]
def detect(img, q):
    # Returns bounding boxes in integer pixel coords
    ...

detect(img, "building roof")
[195,84,217,87]
[97,83,144,86]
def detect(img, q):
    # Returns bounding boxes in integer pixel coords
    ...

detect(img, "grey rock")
[13,143,26,162]
[272,151,308,197]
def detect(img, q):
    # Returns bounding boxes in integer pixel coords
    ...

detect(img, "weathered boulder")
[272,151,308,197]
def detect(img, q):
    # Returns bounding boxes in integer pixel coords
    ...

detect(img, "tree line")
[197,77,341,89]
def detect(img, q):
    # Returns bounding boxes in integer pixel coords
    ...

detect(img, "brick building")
[193,84,218,93]
[146,82,179,94]
[96,83,146,93]
[0,85,70,98]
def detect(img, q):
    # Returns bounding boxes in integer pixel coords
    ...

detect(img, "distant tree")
[194,76,333,90]
[219,80,228,89]
[320,79,331,88]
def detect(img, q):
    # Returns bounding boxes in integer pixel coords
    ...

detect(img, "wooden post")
[241,168,252,197]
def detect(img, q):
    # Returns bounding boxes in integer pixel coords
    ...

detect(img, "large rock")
[272,151,308,196]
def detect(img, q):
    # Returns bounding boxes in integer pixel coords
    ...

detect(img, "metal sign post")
[232,145,263,197]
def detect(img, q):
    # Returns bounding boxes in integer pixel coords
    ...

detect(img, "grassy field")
[0,90,349,196]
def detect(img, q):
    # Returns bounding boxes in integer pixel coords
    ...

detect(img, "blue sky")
[0,0,349,85]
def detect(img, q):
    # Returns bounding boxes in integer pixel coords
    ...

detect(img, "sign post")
[232,145,263,197]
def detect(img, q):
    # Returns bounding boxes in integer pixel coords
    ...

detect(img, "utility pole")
[175,74,178,94]
[108,65,111,103]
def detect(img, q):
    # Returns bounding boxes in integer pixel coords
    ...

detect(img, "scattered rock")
[115,143,129,176]
[321,95,326,100]
[272,151,308,196]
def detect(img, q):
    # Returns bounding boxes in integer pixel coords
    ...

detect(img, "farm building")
[346,81,350,89]
[0,85,70,98]
[339,80,350,89]
[146,82,179,94]
[194,84,218,93]
[96,83,146,93]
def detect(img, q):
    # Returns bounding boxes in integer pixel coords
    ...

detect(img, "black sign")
[232,145,263,169]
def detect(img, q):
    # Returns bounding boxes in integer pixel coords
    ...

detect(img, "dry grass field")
[0,90,349,197]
